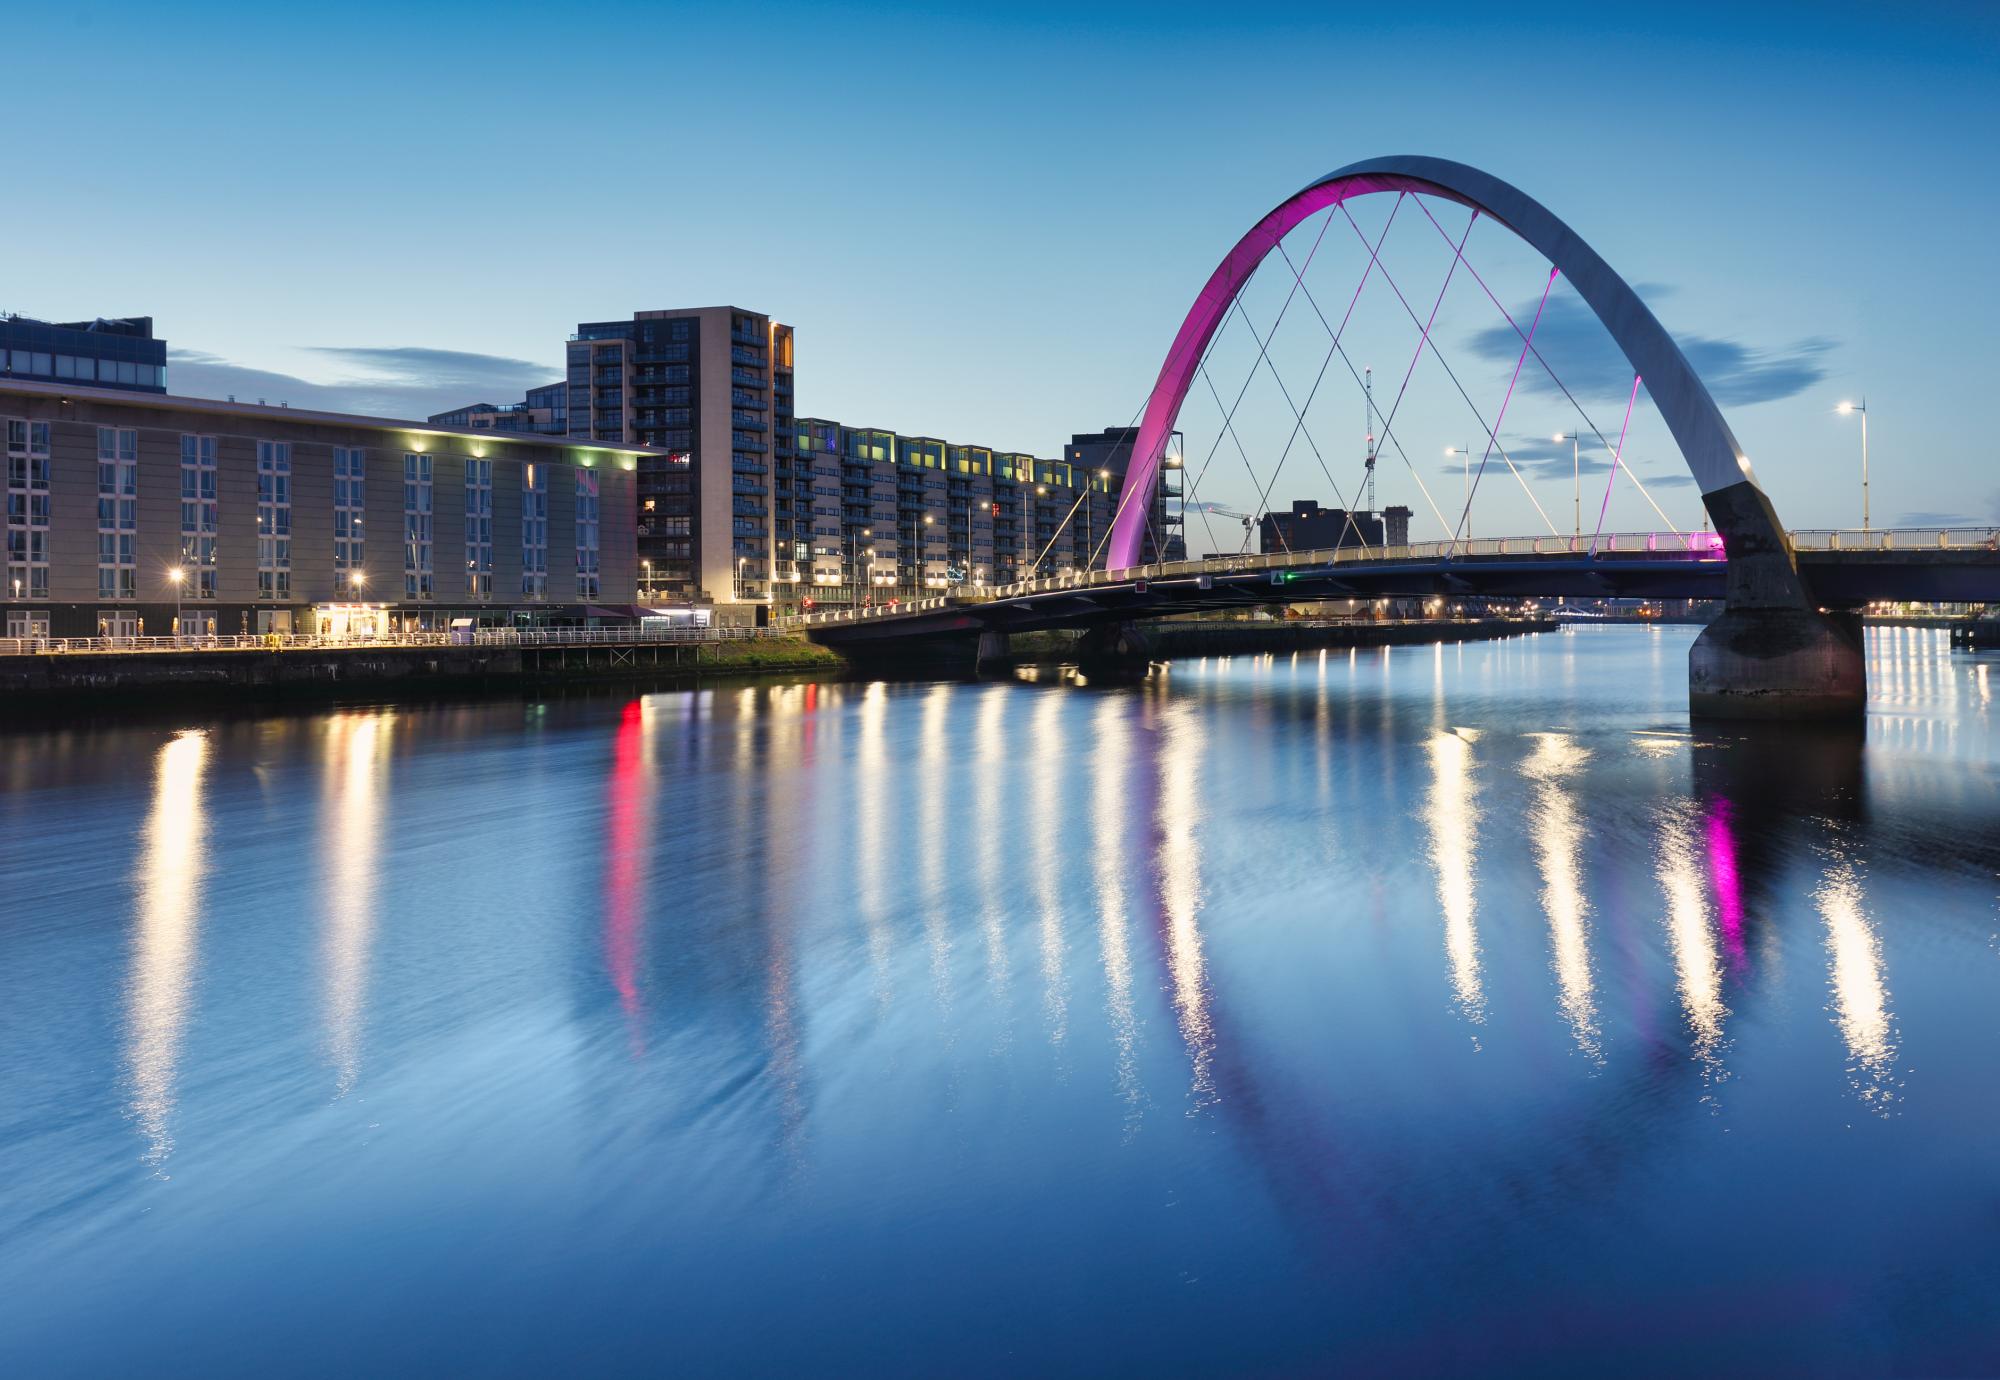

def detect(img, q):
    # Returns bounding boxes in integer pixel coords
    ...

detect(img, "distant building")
[0,315,167,393]
[1,378,643,638]
[793,418,1106,607]
[1258,499,1398,554]
[1062,426,1186,566]
[564,307,793,610]
[429,380,567,436]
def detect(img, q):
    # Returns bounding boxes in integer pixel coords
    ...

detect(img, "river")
[2,626,1997,1375]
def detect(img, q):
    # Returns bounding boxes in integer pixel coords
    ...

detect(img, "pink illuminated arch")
[1106,155,1790,593]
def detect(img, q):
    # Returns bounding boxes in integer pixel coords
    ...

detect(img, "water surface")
[3,626,1998,1375]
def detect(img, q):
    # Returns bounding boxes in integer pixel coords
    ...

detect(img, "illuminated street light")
[167,566,185,636]
[1836,399,1869,531]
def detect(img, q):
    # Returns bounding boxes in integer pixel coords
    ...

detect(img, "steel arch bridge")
[797,157,1999,717]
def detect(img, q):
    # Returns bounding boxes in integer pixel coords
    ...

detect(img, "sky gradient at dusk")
[8,0,1997,543]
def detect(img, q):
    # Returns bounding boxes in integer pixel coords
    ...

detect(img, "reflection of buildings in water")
[1423,730,1484,1025]
[1157,701,1215,1106]
[1093,695,1144,1130]
[127,730,211,1168]
[1814,848,1898,1113]
[604,700,651,1050]
[322,712,392,1093]
[1522,733,1599,1059]
[1033,689,1070,1048]
[1655,799,1729,1093]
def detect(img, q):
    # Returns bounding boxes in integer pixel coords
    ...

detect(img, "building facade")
[1063,426,1186,565]
[1258,499,1414,554]
[0,315,167,393]
[565,307,792,610]
[428,381,568,436]
[789,417,1179,611]
[1,380,641,638]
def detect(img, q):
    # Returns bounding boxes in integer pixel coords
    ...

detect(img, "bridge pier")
[1075,622,1155,681]
[1689,607,1865,721]
[974,630,1011,676]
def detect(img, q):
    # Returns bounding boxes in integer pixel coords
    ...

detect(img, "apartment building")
[0,315,168,394]
[1,379,642,638]
[565,307,792,612]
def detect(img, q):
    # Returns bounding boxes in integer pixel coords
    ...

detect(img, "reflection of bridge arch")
[1106,155,1801,609]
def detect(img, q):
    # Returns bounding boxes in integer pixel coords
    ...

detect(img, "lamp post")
[850,527,871,607]
[1444,446,1475,538]
[640,558,651,596]
[1836,399,1869,532]
[350,569,367,638]
[737,556,747,601]
[909,513,932,595]
[167,566,184,637]
[1553,432,1583,543]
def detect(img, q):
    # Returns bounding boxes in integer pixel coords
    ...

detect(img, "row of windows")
[3,351,163,388]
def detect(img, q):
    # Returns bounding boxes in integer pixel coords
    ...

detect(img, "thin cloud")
[1894,509,1981,527]
[168,345,557,420]
[1462,298,1836,408]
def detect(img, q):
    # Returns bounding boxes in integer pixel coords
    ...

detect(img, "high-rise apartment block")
[565,308,792,608]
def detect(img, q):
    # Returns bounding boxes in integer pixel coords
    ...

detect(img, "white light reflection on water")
[1424,729,1484,1026]
[1656,799,1730,1096]
[1814,845,1899,1113]
[1092,695,1143,1132]
[125,730,211,1169]
[1157,700,1215,1108]
[321,712,391,1095]
[1033,689,1069,1049]
[1522,733,1599,1059]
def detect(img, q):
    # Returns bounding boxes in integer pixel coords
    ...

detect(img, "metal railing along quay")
[0,625,781,658]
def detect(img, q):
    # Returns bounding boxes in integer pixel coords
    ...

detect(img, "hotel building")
[1,379,641,638]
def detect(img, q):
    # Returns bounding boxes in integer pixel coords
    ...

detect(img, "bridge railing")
[1790,527,2000,552]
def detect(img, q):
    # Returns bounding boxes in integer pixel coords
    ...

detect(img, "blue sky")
[9,1,1997,545]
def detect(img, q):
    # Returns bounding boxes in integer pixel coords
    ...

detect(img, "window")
[464,457,492,598]
[403,453,433,599]
[97,427,137,599]
[521,463,548,598]
[5,419,51,599]
[575,468,600,600]
[180,435,219,598]
[254,441,292,598]
[334,446,365,592]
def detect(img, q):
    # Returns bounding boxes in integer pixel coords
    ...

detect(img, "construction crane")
[1194,502,1261,551]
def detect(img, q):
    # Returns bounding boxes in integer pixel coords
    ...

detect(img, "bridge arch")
[1106,155,1802,607]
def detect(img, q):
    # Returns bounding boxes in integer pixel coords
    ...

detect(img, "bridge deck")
[789,528,2000,643]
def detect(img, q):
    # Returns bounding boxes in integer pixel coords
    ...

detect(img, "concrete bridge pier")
[1075,622,1156,681]
[974,630,1011,676]
[1688,483,1866,721]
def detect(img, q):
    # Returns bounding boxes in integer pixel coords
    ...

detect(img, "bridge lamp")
[1445,446,1476,538]
[167,565,185,632]
[1835,399,1868,532]
[1554,432,1584,542]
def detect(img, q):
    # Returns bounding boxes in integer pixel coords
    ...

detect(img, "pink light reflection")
[605,699,647,1051]
[1705,797,1747,966]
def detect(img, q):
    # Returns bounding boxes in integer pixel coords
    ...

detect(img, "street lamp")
[167,566,184,636]
[1836,399,1869,531]
[1444,446,1475,537]
[1553,432,1584,542]
[849,527,872,606]
[640,558,651,595]
[911,512,933,593]
[737,555,747,600]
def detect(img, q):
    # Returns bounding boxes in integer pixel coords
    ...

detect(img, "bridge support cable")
[1590,374,1644,556]
[1246,199,1419,549]
[1330,201,1557,538]
[1406,194,1684,537]
[1223,294,1363,545]
[1450,267,1557,554]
